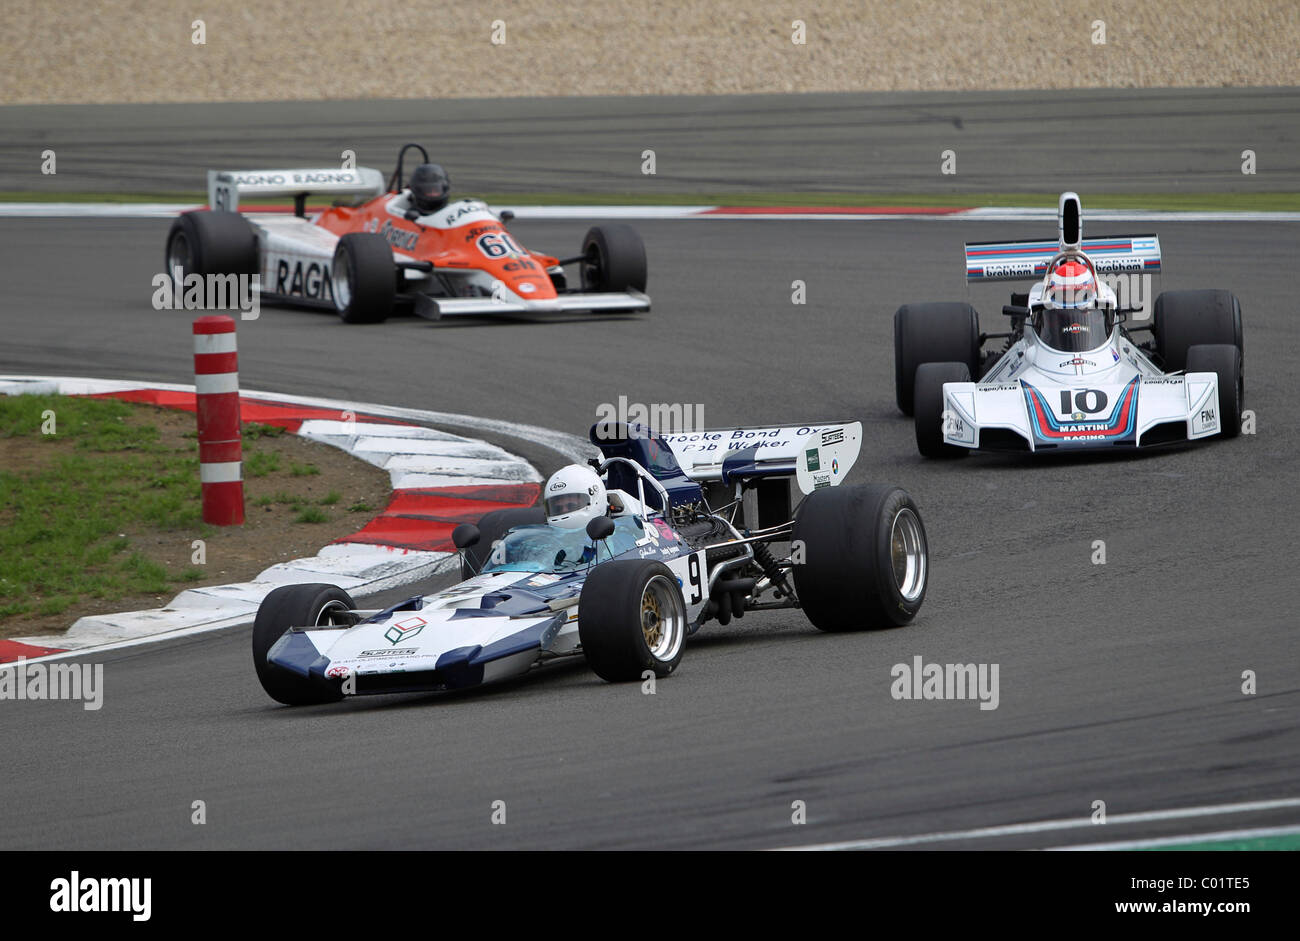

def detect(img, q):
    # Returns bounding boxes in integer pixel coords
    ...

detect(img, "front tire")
[165,210,258,291]
[894,302,981,415]
[1154,289,1243,374]
[580,224,647,294]
[1186,343,1243,440]
[578,560,687,681]
[252,583,356,705]
[791,484,928,631]
[914,361,971,459]
[332,233,396,324]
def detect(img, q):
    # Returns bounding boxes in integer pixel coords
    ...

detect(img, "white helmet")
[543,464,608,530]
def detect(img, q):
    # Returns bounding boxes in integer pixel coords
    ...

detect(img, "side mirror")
[586,516,615,542]
[404,209,420,222]
[452,523,480,549]
[499,210,515,223]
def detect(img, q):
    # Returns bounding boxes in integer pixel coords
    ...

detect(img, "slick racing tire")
[914,362,971,459]
[580,224,647,294]
[165,210,258,293]
[894,302,981,415]
[579,560,687,682]
[332,233,396,324]
[1186,343,1243,440]
[1154,290,1243,374]
[791,484,928,632]
[460,507,547,580]
[252,583,356,705]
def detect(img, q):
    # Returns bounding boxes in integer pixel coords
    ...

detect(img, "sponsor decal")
[1093,258,1144,273]
[831,457,839,475]
[326,665,351,679]
[1059,358,1096,367]
[385,616,427,646]
[442,201,488,226]
[359,648,417,658]
[652,518,677,542]
[1111,348,1121,362]
[549,479,566,491]
[1063,322,1088,334]
[820,428,845,447]
[805,447,820,471]
[519,282,536,293]
[1141,377,1182,385]
[379,219,419,252]
[1023,378,1140,443]
[273,259,334,301]
[526,574,560,586]
[983,262,1034,278]
[812,472,831,490]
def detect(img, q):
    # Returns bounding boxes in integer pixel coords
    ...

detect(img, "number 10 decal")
[1059,388,1109,415]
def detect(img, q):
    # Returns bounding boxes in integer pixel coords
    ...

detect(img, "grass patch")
[245,451,281,477]
[347,502,373,513]
[243,423,286,440]
[319,490,341,506]
[0,395,203,619]
[290,463,320,477]
[294,507,329,524]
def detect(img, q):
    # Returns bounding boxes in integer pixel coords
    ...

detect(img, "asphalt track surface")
[1,211,1297,850]
[3,87,1300,196]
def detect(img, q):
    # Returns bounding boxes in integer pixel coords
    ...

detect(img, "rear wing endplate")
[208,167,386,213]
[964,234,1161,282]
[661,422,862,495]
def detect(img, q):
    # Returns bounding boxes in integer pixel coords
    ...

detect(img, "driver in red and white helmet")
[1037,258,1110,353]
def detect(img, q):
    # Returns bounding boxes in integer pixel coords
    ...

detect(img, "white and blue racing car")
[252,420,929,705]
[894,193,1244,457]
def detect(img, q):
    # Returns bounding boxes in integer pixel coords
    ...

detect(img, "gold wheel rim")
[642,590,663,649]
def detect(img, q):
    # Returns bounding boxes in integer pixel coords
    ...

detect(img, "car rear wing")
[661,422,862,496]
[964,234,1162,282]
[207,167,386,214]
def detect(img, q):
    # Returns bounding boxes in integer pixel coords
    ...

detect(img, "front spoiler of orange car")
[414,289,650,320]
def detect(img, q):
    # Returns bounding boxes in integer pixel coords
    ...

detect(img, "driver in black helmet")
[407,163,451,215]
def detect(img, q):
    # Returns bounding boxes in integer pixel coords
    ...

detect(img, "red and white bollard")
[193,315,244,525]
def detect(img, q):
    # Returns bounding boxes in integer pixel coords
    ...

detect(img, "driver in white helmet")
[543,464,610,529]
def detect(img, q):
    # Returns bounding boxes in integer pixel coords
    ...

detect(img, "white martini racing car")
[252,419,929,705]
[894,193,1244,457]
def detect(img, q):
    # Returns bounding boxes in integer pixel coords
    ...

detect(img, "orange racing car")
[165,143,649,323]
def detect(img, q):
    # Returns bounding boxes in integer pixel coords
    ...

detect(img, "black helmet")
[409,163,450,214]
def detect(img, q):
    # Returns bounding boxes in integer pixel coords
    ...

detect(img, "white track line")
[2,203,1297,222]
[1049,823,1300,851]
[776,796,1300,851]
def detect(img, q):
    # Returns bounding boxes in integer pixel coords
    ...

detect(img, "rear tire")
[252,583,356,705]
[1154,289,1242,374]
[460,507,546,580]
[580,224,647,293]
[1186,343,1243,440]
[332,233,396,324]
[914,362,971,459]
[894,302,981,415]
[578,560,687,681]
[791,484,928,631]
[165,210,258,292]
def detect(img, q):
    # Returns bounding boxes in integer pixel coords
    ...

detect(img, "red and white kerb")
[192,315,244,525]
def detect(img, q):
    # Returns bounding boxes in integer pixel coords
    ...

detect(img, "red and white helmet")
[1045,259,1097,310]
